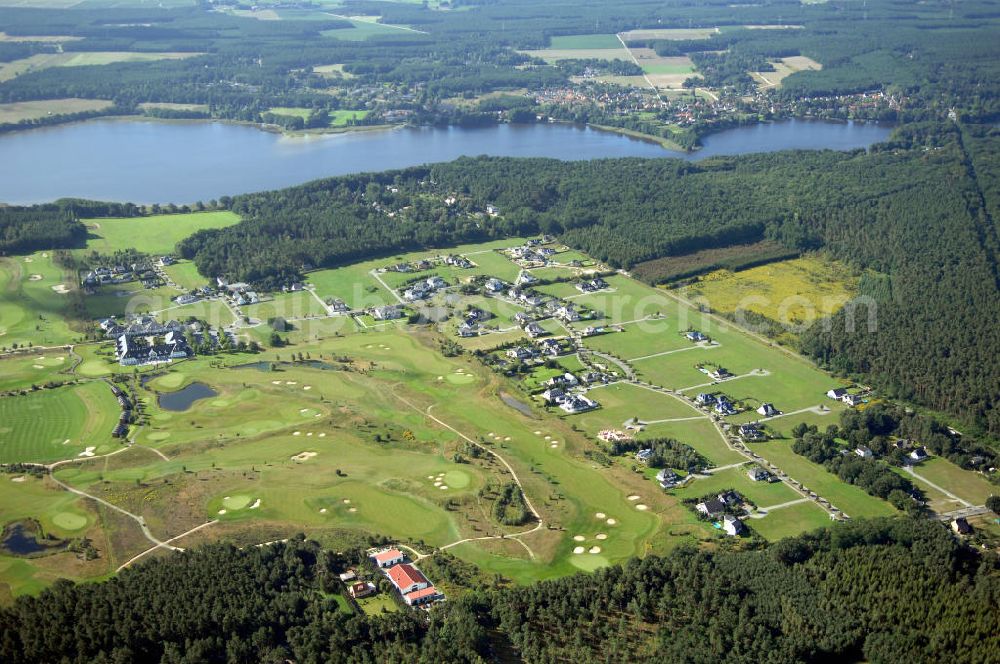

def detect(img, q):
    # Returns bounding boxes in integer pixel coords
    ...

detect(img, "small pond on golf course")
[157,382,218,412]
[1,521,66,556]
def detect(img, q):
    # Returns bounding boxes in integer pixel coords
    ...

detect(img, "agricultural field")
[626,49,696,88]
[619,28,718,41]
[520,34,629,64]
[550,34,624,49]
[138,102,209,113]
[0,51,198,83]
[0,98,113,122]
[82,211,241,256]
[321,19,418,41]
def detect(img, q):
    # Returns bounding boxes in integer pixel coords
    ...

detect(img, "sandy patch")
[299,408,309,413]
[306,432,313,437]
[589,546,602,554]
[28,274,43,281]
[248,498,261,509]
[607,518,617,526]
[303,385,312,390]
[348,507,357,512]
[77,446,96,457]
[320,508,327,513]
[627,495,641,501]
[41,253,47,258]
[51,284,70,294]
[534,430,542,435]
[10,476,25,483]
[218,509,227,515]
[291,451,317,462]
[272,380,282,384]
[595,512,606,519]
[544,435,551,440]
[437,376,444,381]
[573,546,585,554]
[504,436,511,441]
[635,504,648,511]
[433,481,442,487]
[573,535,585,542]
[293,431,301,436]
[62,439,71,445]
[549,443,558,448]
[343,499,351,504]
[23,257,33,263]
[427,475,435,479]
[439,485,448,490]
[318,433,326,438]
[33,364,44,369]
[595,533,608,540]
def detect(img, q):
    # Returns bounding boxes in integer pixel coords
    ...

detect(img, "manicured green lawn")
[640,417,746,466]
[162,260,209,291]
[751,501,834,541]
[0,252,77,349]
[82,211,240,256]
[572,382,695,433]
[0,352,71,392]
[915,458,997,506]
[672,465,800,507]
[0,382,121,463]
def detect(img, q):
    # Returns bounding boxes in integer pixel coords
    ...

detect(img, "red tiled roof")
[372,549,403,564]
[387,563,427,589]
[404,586,439,602]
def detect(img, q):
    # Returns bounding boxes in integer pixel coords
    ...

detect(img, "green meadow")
[83,211,240,256]
[0,252,78,349]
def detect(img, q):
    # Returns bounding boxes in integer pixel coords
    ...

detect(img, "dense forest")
[174,123,1000,440]
[0,518,997,662]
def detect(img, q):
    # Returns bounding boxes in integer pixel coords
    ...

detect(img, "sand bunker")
[50,284,69,294]
[595,512,606,519]
[544,435,551,440]
[348,507,357,512]
[607,518,617,526]
[437,376,444,381]
[635,504,648,511]
[23,257,33,263]
[589,546,602,554]
[286,381,297,385]
[293,431,301,436]
[218,509,227,515]
[550,443,558,448]
[33,365,44,369]
[319,508,327,514]
[318,433,326,438]
[595,533,608,540]
[433,481,442,487]
[306,432,313,437]
[248,499,261,509]
[77,446,96,457]
[627,495,641,501]
[534,430,542,435]
[303,386,312,390]
[272,380,282,385]
[10,476,25,483]
[299,408,309,413]
[504,436,511,441]
[573,546,585,554]
[343,499,351,504]
[427,475,435,479]
[291,451,317,462]
[439,485,448,490]
[28,274,42,281]
[573,535,585,542]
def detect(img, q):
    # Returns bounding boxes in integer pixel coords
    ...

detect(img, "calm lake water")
[0,119,892,204]
[157,381,218,412]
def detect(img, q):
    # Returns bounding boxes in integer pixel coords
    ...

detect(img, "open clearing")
[550,34,624,49]
[83,211,240,256]
[753,56,823,88]
[626,48,696,88]
[0,98,113,123]
[678,255,858,336]
[619,28,719,41]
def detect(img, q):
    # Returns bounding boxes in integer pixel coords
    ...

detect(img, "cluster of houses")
[507,243,557,266]
[575,277,609,294]
[108,382,133,438]
[403,275,448,302]
[217,279,260,306]
[696,392,739,416]
[370,548,444,608]
[853,439,929,465]
[385,254,473,275]
[826,387,864,407]
[82,262,161,290]
[695,491,747,536]
[457,306,494,337]
[538,382,599,413]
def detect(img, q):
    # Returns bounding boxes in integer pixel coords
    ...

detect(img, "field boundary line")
[617,33,662,101]
[629,342,718,362]
[116,520,218,572]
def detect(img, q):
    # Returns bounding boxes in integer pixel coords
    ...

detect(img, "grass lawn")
[754,439,898,518]
[321,20,412,41]
[572,382,694,433]
[242,291,328,322]
[751,501,833,541]
[161,260,209,291]
[0,382,121,463]
[915,458,998,506]
[0,352,71,392]
[356,592,399,615]
[82,211,241,256]
[0,251,78,349]
[583,323,691,360]
[673,465,799,507]
[640,417,746,466]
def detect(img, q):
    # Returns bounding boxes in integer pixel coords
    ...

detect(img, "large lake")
[0,118,892,204]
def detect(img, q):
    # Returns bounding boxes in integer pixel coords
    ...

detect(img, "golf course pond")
[157,382,218,412]
[0,118,893,204]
